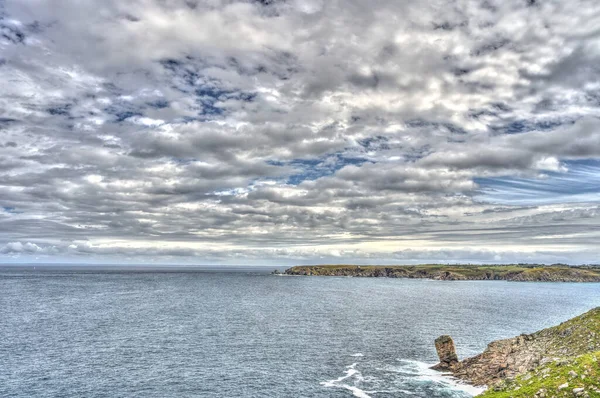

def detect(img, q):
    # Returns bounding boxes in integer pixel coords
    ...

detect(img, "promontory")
[283,264,600,282]
[433,307,600,397]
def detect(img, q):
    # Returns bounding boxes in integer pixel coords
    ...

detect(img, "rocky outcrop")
[432,335,459,370]
[433,307,600,387]
[450,333,544,386]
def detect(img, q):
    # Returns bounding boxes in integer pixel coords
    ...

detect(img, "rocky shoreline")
[283,264,600,282]
[432,308,600,397]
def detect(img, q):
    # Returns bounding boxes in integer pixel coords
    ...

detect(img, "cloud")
[0,0,599,263]
[0,241,44,254]
[420,117,600,174]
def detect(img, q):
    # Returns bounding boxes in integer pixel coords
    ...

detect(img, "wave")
[321,358,485,397]
[385,359,486,396]
[320,363,372,398]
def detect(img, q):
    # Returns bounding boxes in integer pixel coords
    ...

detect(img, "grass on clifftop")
[536,307,600,357]
[480,352,600,397]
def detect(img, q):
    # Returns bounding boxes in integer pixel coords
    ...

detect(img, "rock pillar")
[432,335,459,370]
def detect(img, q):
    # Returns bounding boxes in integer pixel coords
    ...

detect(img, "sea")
[2,265,600,398]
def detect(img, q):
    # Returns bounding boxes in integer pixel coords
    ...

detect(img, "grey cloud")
[421,117,600,172]
[332,163,477,193]
[420,148,536,171]
[510,117,600,158]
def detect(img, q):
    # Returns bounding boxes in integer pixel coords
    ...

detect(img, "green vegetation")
[284,264,600,282]
[536,308,600,356]
[480,352,600,397]
[457,307,600,397]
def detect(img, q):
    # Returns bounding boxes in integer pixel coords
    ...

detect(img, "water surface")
[2,267,599,397]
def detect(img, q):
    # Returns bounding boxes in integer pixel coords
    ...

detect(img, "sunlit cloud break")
[1,0,599,265]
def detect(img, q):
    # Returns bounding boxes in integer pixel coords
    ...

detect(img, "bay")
[1,267,599,397]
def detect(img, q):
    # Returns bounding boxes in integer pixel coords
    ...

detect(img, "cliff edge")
[433,307,600,397]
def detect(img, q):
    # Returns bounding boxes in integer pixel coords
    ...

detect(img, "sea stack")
[432,335,459,370]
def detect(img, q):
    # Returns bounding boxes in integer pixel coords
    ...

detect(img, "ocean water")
[2,267,600,398]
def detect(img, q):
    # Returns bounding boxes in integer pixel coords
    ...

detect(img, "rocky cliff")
[284,264,600,282]
[433,307,600,397]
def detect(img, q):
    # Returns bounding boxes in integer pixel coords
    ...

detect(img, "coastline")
[431,307,600,397]
[282,264,600,282]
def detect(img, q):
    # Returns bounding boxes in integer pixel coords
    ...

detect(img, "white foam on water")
[420,373,486,397]
[323,359,486,397]
[321,362,358,385]
[350,353,364,357]
[321,363,372,398]
[344,386,372,398]
[364,389,416,396]
[394,359,486,396]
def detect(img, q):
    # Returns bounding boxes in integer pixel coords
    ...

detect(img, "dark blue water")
[2,268,599,397]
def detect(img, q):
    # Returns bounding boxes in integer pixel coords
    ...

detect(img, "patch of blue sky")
[46,103,73,117]
[490,118,575,135]
[103,98,144,123]
[160,58,202,91]
[475,159,600,205]
[175,116,201,124]
[405,119,467,135]
[269,154,370,185]
[358,135,390,151]
[195,86,256,118]
[146,99,169,109]
[159,57,256,119]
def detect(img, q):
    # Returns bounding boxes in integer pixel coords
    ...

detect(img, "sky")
[1,0,600,265]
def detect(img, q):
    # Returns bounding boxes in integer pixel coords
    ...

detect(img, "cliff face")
[434,308,600,392]
[284,265,600,282]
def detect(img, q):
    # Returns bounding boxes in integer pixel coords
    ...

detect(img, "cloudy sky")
[1,0,599,265]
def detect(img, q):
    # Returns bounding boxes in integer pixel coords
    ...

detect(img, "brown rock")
[434,307,600,387]
[432,335,459,370]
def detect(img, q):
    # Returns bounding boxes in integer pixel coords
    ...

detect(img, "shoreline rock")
[431,335,459,371]
[431,307,600,396]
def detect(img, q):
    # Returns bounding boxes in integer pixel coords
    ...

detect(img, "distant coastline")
[282,264,600,282]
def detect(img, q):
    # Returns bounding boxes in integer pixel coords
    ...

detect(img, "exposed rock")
[569,370,579,378]
[432,335,459,370]
[436,307,600,387]
[558,382,569,390]
[433,271,467,281]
